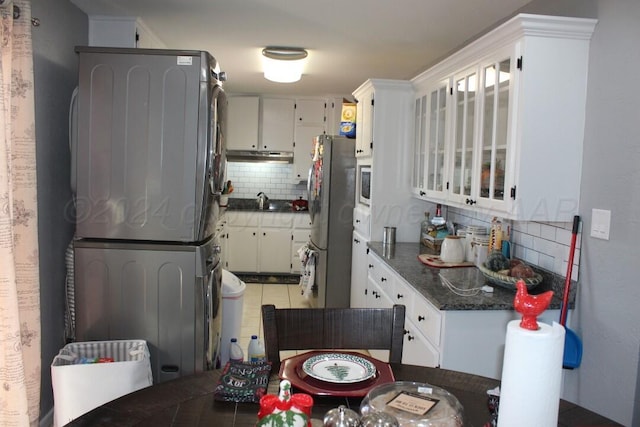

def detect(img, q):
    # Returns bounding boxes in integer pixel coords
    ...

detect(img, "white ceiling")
[70,0,533,97]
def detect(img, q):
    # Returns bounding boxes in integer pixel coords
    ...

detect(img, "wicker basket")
[478,263,542,290]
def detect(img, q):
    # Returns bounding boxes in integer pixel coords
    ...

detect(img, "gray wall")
[511,1,640,424]
[31,0,87,420]
[571,1,640,424]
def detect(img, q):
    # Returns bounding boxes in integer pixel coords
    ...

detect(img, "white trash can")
[51,339,153,427]
[220,269,246,366]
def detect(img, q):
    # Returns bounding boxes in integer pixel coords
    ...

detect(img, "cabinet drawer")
[261,213,294,228]
[411,295,442,348]
[367,253,395,297]
[225,212,259,228]
[390,277,414,315]
[293,214,312,229]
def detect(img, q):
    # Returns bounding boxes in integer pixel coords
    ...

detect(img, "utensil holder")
[382,227,396,246]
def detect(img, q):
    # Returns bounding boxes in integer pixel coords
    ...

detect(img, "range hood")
[225,150,294,164]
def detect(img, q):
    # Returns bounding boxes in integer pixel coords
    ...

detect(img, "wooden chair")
[261,304,406,369]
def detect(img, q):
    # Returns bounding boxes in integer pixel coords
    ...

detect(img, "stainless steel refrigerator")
[307,135,356,308]
[71,47,226,383]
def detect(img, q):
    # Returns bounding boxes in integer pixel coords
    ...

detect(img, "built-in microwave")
[359,165,371,206]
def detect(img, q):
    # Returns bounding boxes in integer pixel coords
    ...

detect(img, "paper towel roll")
[497,320,565,427]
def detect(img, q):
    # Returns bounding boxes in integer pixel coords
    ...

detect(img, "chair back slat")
[261,304,406,369]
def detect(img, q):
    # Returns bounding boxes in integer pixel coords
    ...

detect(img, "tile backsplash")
[448,207,581,280]
[224,161,581,281]
[226,162,307,201]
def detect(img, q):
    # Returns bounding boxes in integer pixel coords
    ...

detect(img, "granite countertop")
[225,198,308,213]
[367,241,575,311]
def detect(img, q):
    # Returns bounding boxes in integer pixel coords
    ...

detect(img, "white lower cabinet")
[226,228,259,272]
[224,212,308,274]
[350,231,369,308]
[402,319,440,368]
[368,250,565,378]
[366,275,393,362]
[259,228,293,273]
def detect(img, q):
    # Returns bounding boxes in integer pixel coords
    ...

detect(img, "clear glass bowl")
[360,381,463,427]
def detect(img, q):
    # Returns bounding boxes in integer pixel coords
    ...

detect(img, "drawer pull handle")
[418,315,425,322]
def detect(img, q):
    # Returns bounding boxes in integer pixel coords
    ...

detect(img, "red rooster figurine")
[514,280,554,330]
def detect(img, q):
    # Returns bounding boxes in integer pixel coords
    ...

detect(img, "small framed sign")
[386,391,439,416]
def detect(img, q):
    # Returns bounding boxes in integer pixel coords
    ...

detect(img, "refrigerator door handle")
[307,164,315,224]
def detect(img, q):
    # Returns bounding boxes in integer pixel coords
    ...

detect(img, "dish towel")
[297,243,316,300]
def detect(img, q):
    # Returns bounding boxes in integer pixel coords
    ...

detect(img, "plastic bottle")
[229,338,244,363]
[420,212,430,246]
[247,335,266,363]
[488,217,503,253]
[431,204,446,226]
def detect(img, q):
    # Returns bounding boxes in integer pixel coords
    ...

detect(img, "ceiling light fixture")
[261,47,308,83]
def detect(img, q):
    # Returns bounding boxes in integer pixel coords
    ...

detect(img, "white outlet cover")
[590,209,611,240]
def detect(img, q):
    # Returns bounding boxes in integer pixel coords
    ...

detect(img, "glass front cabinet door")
[475,55,513,212]
[449,67,478,206]
[412,79,449,201]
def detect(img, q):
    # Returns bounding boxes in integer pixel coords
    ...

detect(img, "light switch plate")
[590,208,611,240]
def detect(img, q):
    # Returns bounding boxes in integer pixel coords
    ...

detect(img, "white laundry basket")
[51,339,153,427]
[221,269,246,366]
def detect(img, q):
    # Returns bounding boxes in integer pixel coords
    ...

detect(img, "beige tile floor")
[238,283,311,359]
[236,283,369,361]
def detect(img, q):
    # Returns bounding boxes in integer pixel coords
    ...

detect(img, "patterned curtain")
[0,1,41,425]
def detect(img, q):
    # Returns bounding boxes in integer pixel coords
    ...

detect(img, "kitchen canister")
[440,236,465,263]
[463,225,488,263]
[382,226,396,246]
[471,234,490,267]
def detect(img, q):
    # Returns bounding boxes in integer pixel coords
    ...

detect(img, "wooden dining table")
[67,363,621,426]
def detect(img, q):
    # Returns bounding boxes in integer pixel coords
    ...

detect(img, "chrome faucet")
[256,192,269,209]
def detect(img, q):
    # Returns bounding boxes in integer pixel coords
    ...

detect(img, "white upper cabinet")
[412,79,450,202]
[293,99,326,182]
[261,98,295,152]
[353,86,374,158]
[352,79,425,243]
[411,14,597,222]
[227,96,260,150]
[88,16,165,49]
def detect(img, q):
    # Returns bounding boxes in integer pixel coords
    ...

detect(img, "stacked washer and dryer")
[70,47,227,383]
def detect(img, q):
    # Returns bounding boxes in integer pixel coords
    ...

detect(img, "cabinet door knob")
[381,277,387,282]
[368,264,373,268]
[407,335,415,341]
[355,219,361,223]
[420,191,426,196]
[466,198,476,205]
[397,293,403,299]
[418,315,425,322]
[354,238,360,243]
